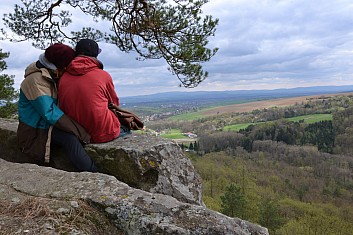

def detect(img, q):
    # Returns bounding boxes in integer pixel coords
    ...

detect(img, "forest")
[146,94,353,235]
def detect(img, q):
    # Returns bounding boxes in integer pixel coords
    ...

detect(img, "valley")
[139,89,353,235]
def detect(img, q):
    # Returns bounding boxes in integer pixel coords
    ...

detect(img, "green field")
[223,114,333,132]
[286,113,332,123]
[162,114,333,138]
[169,112,205,121]
[223,123,258,131]
[160,128,185,139]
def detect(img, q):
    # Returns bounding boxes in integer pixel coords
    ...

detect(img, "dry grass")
[0,197,121,235]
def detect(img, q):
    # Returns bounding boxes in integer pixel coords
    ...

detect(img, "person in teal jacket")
[17,43,97,172]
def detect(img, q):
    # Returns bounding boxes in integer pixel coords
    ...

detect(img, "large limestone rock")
[86,137,203,206]
[0,159,268,235]
[0,118,202,205]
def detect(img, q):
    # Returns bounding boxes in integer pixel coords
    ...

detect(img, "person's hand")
[108,103,119,110]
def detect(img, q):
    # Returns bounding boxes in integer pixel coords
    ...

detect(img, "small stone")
[56,207,70,214]
[68,229,81,235]
[105,207,116,215]
[11,197,20,203]
[172,207,179,212]
[44,223,54,230]
[70,201,79,208]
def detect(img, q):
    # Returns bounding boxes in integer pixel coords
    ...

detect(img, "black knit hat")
[75,39,100,57]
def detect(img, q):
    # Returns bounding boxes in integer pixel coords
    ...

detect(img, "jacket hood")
[24,62,52,81]
[66,56,102,76]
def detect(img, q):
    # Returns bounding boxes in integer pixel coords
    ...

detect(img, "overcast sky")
[1,0,353,97]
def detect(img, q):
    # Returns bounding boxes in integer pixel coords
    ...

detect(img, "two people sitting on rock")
[17,43,98,172]
[17,39,134,171]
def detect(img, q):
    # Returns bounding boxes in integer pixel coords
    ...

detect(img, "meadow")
[224,113,333,131]
[162,114,333,139]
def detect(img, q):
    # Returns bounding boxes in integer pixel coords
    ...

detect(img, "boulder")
[0,159,269,235]
[86,136,203,206]
[0,118,202,205]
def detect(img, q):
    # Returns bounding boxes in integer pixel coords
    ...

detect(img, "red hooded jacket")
[59,56,120,143]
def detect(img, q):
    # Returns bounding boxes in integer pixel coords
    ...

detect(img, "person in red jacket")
[59,39,129,143]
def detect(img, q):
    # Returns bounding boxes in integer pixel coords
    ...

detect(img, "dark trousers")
[118,125,132,138]
[51,128,97,172]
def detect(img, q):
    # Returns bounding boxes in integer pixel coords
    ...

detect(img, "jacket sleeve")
[55,114,91,144]
[24,90,91,143]
[21,82,64,126]
[105,74,120,106]
[21,75,91,143]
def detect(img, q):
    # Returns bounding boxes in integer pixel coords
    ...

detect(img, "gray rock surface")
[87,136,203,206]
[0,159,268,235]
[0,118,269,234]
[0,118,202,205]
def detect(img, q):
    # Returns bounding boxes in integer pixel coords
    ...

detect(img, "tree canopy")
[220,183,246,218]
[1,0,219,88]
[0,49,18,118]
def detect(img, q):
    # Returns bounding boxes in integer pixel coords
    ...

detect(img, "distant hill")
[120,85,353,106]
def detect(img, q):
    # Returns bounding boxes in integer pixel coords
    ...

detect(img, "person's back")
[59,40,120,143]
[17,43,96,172]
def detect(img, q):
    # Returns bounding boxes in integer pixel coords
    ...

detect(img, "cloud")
[195,0,353,91]
[2,0,353,97]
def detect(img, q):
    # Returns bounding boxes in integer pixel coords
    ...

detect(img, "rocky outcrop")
[0,159,268,234]
[0,118,202,206]
[86,137,203,206]
[0,118,269,234]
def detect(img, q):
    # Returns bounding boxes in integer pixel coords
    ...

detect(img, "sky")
[1,0,353,97]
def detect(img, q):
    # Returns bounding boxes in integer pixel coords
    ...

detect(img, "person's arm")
[55,115,91,143]
[21,80,64,126]
[105,74,120,106]
[22,79,90,143]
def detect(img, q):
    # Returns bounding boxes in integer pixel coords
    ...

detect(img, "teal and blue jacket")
[17,62,90,162]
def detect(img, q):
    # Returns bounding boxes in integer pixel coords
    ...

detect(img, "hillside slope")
[199,92,353,117]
